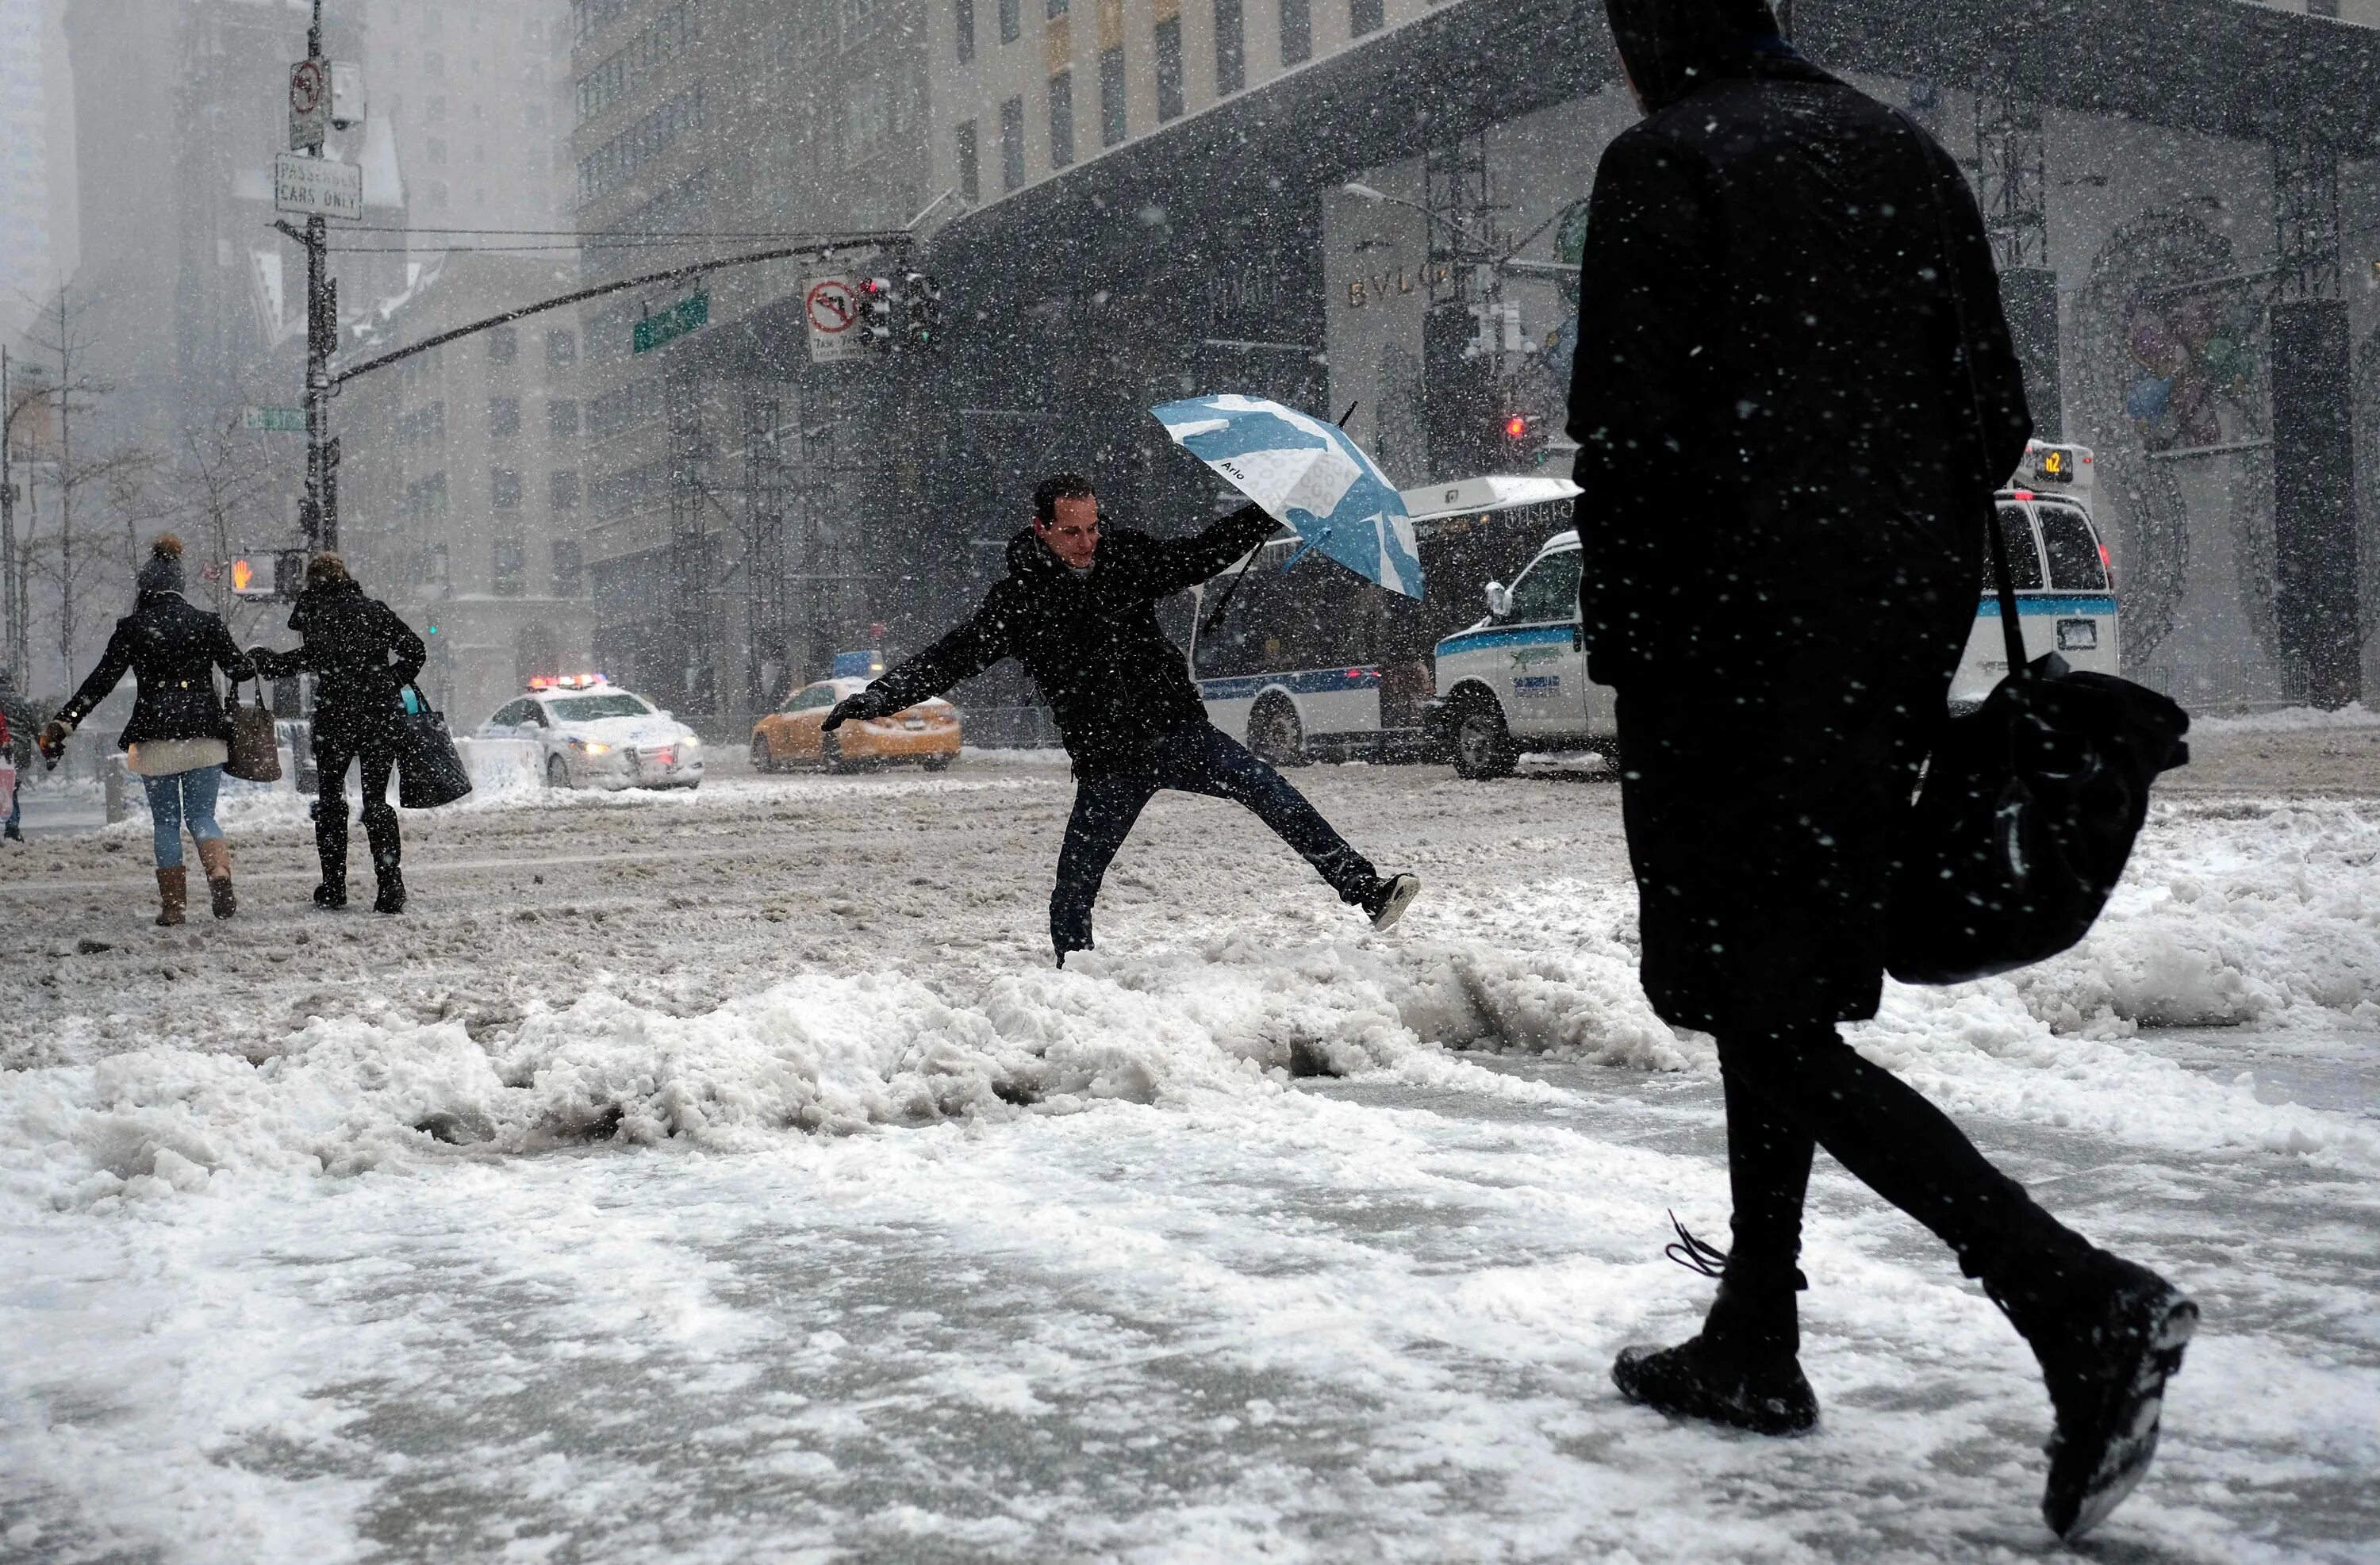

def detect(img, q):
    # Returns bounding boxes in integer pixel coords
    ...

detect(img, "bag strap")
[1893,109,2029,677]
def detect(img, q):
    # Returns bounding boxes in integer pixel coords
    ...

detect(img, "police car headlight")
[680,735,701,748]
[568,738,612,755]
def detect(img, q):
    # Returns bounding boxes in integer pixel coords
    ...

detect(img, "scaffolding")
[2273,139,2343,303]
[1973,90,2048,271]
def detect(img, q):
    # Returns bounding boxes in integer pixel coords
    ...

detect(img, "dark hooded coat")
[56,592,255,750]
[1568,0,2032,1033]
[866,504,1278,778]
[251,579,427,745]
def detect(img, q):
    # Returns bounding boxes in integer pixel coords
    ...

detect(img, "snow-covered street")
[5,719,2378,1563]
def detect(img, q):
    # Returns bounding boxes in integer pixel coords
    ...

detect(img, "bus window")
[1987,506,2044,591]
[1195,546,1380,676]
[1504,548,1583,623]
[2036,504,2108,591]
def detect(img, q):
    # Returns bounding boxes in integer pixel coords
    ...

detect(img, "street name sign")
[274,153,363,219]
[633,290,710,354]
[241,406,305,433]
[804,275,861,363]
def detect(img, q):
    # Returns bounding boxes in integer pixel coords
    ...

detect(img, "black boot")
[314,846,347,908]
[1613,1221,1818,1436]
[1990,1252,2198,1541]
[372,859,405,914]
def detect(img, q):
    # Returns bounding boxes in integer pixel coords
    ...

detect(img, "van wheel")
[1451,703,1517,781]
[546,754,571,790]
[1250,700,1308,767]
[750,735,776,773]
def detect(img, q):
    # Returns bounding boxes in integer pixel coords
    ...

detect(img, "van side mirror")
[1484,581,1513,619]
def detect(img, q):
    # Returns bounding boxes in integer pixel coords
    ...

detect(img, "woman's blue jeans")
[141,765,225,868]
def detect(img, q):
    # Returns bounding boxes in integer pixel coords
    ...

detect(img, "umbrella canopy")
[1151,394,1424,599]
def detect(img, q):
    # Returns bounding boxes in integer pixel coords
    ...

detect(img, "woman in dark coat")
[250,554,425,913]
[41,535,255,923]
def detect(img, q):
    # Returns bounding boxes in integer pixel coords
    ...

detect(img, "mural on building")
[2075,211,2274,671]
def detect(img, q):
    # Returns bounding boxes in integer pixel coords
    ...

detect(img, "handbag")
[224,679,283,783]
[394,682,474,808]
[1884,112,2190,984]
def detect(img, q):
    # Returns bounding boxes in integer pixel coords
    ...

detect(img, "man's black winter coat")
[866,505,1277,778]
[252,579,427,743]
[1565,21,2032,1034]
[56,591,255,750]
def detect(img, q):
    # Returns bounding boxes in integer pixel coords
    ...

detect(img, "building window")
[546,328,576,366]
[487,396,520,438]
[998,0,1019,44]
[427,95,446,121]
[551,539,584,597]
[1099,46,1126,145]
[1000,96,1025,191]
[488,326,517,363]
[428,137,448,165]
[1047,0,1066,13]
[955,0,974,60]
[550,469,581,509]
[1280,0,1309,64]
[549,398,580,437]
[1154,17,1184,121]
[429,180,450,209]
[1048,71,1074,168]
[491,467,522,509]
[843,79,892,167]
[492,536,526,596]
[1215,0,1244,94]
[426,51,445,78]
[957,119,980,202]
[1350,0,1380,35]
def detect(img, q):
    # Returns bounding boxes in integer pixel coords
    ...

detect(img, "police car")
[478,674,705,790]
[1426,441,2117,777]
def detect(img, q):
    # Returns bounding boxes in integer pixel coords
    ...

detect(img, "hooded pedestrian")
[248,554,426,913]
[1,666,32,841]
[40,535,255,923]
[1568,0,2193,1540]
[825,473,1421,961]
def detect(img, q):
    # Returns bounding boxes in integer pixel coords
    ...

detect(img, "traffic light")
[1499,409,1549,467]
[900,270,941,350]
[858,276,895,352]
[274,549,306,597]
[229,557,263,596]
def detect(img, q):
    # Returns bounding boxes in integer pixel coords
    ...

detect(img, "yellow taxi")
[750,677,960,773]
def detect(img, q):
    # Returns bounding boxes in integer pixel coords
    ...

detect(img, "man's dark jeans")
[1051,723,1378,959]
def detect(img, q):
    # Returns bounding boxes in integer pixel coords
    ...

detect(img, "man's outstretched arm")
[824,591,1014,730]
[1134,502,1280,600]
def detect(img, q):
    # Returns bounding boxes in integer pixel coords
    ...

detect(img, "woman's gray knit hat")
[136,534,185,596]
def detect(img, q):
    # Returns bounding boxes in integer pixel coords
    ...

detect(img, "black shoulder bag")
[1883,118,2191,986]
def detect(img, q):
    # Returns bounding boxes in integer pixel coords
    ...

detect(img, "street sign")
[289,59,328,150]
[274,153,363,219]
[633,290,709,354]
[804,275,862,363]
[241,405,305,433]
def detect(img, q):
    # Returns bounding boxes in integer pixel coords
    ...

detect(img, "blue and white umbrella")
[1151,393,1424,599]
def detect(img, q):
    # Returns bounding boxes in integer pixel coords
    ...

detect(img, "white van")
[1189,475,1582,764]
[1427,441,2117,778]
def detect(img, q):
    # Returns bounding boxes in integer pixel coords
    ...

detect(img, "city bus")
[1188,474,1583,764]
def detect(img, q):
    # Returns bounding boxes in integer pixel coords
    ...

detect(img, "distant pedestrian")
[1,666,30,842]
[250,554,426,913]
[40,535,254,923]
[826,473,1420,962]
[1569,0,2193,1540]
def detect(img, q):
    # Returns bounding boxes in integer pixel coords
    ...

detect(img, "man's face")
[1035,493,1101,569]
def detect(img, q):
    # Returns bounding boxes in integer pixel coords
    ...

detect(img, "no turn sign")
[289,59,328,150]
[804,275,861,363]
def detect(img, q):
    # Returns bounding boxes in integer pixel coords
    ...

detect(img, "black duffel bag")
[1885,512,2189,984]
[395,683,474,809]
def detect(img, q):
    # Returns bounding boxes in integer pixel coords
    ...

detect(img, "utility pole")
[1,347,17,685]
[299,0,336,554]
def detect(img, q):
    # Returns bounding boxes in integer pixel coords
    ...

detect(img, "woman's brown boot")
[155,865,187,926]
[195,838,236,919]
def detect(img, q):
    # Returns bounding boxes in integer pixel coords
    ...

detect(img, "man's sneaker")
[2036,1260,2198,1541]
[1612,1335,1819,1436]
[1365,873,1421,930]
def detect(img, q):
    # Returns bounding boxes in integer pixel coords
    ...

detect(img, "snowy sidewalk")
[3,746,2376,1561]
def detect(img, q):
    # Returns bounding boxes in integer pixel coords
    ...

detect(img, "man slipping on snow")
[823,472,1421,964]
[1570,0,2194,1544]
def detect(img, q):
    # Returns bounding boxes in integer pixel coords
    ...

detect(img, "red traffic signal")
[1503,414,1530,441]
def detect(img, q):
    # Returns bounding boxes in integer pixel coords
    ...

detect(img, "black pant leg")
[313,731,356,881]
[1169,726,1378,904]
[357,735,401,878]
[1049,777,1155,959]
[1723,1060,1816,1279]
[1715,1024,2095,1287]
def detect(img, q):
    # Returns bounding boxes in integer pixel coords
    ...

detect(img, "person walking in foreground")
[824,473,1420,963]
[40,535,254,923]
[249,554,426,914]
[1569,0,2194,1541]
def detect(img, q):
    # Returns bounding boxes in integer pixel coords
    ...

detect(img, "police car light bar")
[528,673,609,691]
